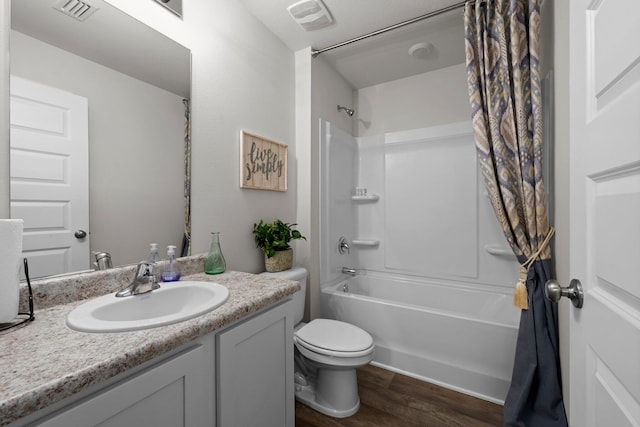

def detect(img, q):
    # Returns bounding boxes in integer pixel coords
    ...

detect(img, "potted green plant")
[252,219,306,272]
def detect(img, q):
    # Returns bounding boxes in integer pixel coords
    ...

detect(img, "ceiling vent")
[287,0,333,31]
[53,0,99,22]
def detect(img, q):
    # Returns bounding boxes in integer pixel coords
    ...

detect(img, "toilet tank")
[259,267,307,325]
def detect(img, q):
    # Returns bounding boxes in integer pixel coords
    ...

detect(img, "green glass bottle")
[204,232,226,274]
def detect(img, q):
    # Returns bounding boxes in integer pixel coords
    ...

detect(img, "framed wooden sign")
[240,131,288,191]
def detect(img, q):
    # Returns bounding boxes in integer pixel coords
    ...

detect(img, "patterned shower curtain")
[181,99,191,257]
[463,0,567,425]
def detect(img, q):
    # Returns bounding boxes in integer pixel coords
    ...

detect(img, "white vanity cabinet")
[29,339,215,427]
[12,298,294,427]
[216,299,294,427]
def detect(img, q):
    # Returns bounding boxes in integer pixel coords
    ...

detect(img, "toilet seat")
[295,337,374,358]
[295,319,374,358]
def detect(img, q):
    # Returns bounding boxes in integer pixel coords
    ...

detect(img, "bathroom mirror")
[10,0,191,279]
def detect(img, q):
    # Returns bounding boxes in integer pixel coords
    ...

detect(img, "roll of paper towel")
[0,219,23,323]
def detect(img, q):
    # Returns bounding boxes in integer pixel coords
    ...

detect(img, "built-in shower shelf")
[351,194,379,202]
[352,239,380,247]
[484,245,516,258]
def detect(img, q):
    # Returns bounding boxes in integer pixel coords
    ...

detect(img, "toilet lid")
[295,318,373,353]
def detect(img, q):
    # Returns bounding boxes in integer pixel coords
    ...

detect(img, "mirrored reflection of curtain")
[181,99,191,257]
[464,1,567,425]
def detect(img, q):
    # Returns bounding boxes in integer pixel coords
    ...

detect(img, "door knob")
[74,229,87,239]
[545,279,584,308]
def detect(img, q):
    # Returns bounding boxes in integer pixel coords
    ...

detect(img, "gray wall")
[0,2,9,218]
[295,50,355,319]
[0,0,298,273]
[355,62,470,137]
[104,0,298,273]
[548,0,571,414]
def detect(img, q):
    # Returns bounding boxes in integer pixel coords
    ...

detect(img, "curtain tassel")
[514,266,529,309]
[513,227,556,310]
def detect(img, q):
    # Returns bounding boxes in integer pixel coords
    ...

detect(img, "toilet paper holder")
[0,258,35,332]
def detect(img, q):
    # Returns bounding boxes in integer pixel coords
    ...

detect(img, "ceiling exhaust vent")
[53,0,99,22]
[287,0,333,31]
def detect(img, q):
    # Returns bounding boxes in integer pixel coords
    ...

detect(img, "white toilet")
[260,267,374,418]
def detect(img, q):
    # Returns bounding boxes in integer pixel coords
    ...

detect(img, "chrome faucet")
[115,261,160,297]
[342,267,357,276]
[93,251,113,271]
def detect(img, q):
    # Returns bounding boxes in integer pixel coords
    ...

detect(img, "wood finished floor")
[295,364,503,427]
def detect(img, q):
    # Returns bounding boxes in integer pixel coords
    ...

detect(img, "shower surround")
[319,119,521,403]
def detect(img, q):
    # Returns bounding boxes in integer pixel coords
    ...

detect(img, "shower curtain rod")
[311,1,469,57]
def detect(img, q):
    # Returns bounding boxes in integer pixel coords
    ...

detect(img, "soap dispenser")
[149,243,159,264]
[160,245,181,282]
[148,243,159,283]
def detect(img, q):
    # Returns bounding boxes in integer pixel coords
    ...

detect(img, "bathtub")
[320,273,520,404]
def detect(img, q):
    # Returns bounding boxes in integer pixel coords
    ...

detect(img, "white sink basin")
[66,281,229,333]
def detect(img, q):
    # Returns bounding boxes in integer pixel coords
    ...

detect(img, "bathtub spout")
[342,267,356,276]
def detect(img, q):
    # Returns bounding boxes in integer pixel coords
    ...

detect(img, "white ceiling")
[11,0,466,93]
[239,0,467,88]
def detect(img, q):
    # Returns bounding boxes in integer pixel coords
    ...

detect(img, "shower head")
[337,105,355,117]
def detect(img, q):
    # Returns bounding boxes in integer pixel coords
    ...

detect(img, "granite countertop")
[0,259,298,426]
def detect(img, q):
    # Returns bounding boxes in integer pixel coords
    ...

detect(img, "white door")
[569,2,640,426]
[10,76,90,279]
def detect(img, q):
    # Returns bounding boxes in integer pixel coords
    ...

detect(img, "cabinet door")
[36,342,214,427]
[217,300,294,427]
